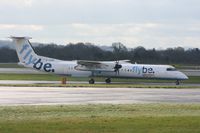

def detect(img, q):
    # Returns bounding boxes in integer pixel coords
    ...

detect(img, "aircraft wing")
[75,60,114,72]
[77,60,102,67]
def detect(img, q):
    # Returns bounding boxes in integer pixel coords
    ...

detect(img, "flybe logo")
[132,66,155,75]
[33,59,55,72]
[132,66,142,75]
[20,44,37,65]
[20,44,55,73]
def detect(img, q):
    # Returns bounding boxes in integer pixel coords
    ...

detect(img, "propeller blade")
[114,61,122,75]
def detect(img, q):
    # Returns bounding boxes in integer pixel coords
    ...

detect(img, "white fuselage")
[10,36,188,81]
[31,60,188,80]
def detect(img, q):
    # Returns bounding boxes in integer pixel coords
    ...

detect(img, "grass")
[0,104,200,133]
[0,74,59,81]
[0,63,24,68]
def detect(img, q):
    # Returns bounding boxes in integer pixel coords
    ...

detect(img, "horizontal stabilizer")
[9,36,32,40]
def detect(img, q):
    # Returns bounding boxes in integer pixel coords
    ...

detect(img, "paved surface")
[0,87,200,105]
[181,69,200,76]
[0,80,200,87]
[2,80,200,88]
[0,68,200,76]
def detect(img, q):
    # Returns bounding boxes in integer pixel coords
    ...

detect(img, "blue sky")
[0,0,200,48]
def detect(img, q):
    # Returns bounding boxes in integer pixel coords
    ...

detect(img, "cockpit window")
[166,68,177,71]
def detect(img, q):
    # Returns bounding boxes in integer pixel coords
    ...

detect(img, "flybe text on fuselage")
[20,44,54,73]
[132,65,155,77]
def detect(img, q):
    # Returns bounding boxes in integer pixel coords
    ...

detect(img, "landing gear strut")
[105,78,111,84]
[176,80,180,85]
[89,78,95,84]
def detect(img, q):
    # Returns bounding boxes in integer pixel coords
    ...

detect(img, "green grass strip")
[0,104,200,133]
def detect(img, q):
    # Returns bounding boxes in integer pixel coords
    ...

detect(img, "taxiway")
[0,80,200,87]
[0,87,200,105]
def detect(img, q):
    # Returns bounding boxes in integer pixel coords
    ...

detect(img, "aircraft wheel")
[89,78,95,84]
[176,80,180,85]
[105,78,111,84]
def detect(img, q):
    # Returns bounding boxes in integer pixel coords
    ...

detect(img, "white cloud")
[1,22,199,49]
[1,0,200,24]
[70,23,160,36]
[51,23,200,48]
[0,24,43,31]
[0,0,34,7]
[0,0,200,48]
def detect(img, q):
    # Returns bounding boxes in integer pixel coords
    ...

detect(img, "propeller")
[114,61,122,75]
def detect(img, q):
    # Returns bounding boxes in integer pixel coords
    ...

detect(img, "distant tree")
[0,42,200,65]
[0,47,18,62]
[112,42,128,60]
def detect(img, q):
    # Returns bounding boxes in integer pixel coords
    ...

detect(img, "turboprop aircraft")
[10,36,188,85]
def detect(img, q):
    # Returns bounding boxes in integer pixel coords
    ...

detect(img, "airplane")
[10,36,188,85]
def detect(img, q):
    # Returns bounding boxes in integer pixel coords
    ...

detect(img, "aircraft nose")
[180,72,188,80]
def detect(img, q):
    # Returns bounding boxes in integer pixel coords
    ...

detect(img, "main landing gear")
[176,80,180,85]
[88,78,112,84]
[89,78,95,84]
[105,78,111,84]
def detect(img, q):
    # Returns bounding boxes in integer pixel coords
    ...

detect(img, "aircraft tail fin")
[10,36,38,67]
